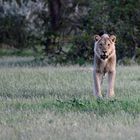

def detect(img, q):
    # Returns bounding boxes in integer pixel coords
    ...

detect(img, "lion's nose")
[103,50,107,54]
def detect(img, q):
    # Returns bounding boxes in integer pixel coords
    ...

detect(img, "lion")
[93,34,116,98]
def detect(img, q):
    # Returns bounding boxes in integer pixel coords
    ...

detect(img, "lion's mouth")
[100,55,108,60]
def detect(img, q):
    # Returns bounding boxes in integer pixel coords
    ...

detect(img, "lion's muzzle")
[100,54,108,60]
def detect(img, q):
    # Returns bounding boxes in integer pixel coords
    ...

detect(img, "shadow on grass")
[54,98,140,116]
[9,98,140,117]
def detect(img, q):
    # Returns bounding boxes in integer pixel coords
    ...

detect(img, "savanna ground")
[0,57,140,140]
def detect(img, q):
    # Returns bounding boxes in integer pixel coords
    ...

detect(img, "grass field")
[0,57,140,140]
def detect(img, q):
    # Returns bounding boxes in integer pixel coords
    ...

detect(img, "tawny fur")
[93,34,116,98]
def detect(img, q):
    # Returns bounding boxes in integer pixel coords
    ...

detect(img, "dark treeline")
[0,0,140,65]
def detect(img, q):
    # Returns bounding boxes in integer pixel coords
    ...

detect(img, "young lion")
[93,34,116,98]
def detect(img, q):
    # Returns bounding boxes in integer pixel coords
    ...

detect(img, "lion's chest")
[99,61,110,74]
[94,57,115,74]
[102,63,110,74]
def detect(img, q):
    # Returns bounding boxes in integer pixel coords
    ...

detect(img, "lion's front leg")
[107,71,116,97]
[93,71,102,97]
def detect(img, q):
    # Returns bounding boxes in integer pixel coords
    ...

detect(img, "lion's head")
[94,34,116,60]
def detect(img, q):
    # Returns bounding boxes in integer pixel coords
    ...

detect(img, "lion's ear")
[94,35,101,42]
[110,35,116,43]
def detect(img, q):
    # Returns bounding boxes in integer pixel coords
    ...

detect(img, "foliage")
[0,0,140,64]
[0,2,27,48]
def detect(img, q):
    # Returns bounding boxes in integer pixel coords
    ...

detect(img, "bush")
[0,0,140,65]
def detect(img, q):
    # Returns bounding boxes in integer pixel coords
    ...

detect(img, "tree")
[0,0,140,64]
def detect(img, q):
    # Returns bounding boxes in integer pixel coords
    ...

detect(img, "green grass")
[0,48,34,57]
[0,57,140,140]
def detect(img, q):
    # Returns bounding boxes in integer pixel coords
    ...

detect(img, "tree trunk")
[48,0,62,31]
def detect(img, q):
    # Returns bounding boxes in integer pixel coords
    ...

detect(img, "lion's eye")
[108,44,110,46]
